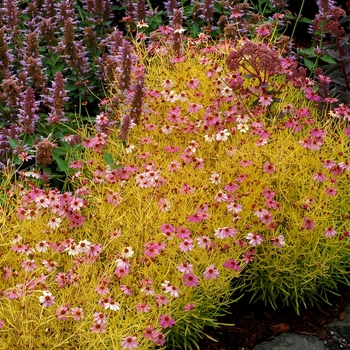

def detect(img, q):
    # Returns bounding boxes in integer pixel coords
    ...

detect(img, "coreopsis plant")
[1,34,350,350]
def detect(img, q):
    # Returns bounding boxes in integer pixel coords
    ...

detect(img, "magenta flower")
[70,307,84,321]
[325,187,337,196]
[263,161,276,174]
[182,273,199,287]
[302,217,315,230]
[184,303,196,311]
[55,305,69,321]
[159,314,176,328]
[21,259,37,272]
[121,336,139,350]
[313,172,327,182]
[151,331,165,346]
[136,303,150,313]
[203,264,219,280]
[91,322,106,333]
[223,259,241,271]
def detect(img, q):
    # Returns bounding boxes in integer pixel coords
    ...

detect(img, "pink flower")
[70,307,84,321]
[246,232,264,246]
[176,226,191,239]
[152,331,165,346]
[121,336,139,350]
[259,93,273,106]
[120,285,132,296]
[136,303,150,313]
[155,294,170,306]
[55,305,69,321]
[197,236,211,249]
[184,303,195,311]
[226,202,242,214]
[302,217,315,230]
[114,266,130,278]
[224,182,239,193]
[188,102,202,113]
[159,314,176,328]
[179,239,194,252]
[22,259,37,272]
[313,172,327,182]
[39,291,55,307]
[203,264,219,280]
[91,322,106,333]
[182,273,199,287]
[325,227,337,238]
[263,161,276,174]
[160,223,175,238]
[177,262,193,273]
[325,187,337,196]
[270,235,285,247]
[93,312,107,325]
[214,227,237,239]
[223,259,241,271]
[95,285,109,295]
[260,211,273,224]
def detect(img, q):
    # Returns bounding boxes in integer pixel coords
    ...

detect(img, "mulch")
[198,284,350,350]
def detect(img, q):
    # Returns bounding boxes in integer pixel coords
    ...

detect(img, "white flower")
[47,217,62,229]
[216,129,230,141]
[121,246,134,258]
[136,20,148,28]
[237,123,249,133]
[104,300,120,311]
[174,27,185,34]
[36,241,49,253]
[125,144,135,153]
[210,172,221,185]
[161,125,173,135]
[204,134,215,142]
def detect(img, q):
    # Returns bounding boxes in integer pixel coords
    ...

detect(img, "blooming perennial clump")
[0,34,350,349]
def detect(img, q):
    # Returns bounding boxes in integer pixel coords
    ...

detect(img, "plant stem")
[290,0,306,41]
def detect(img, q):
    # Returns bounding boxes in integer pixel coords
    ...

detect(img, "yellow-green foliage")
[0,39,349,350]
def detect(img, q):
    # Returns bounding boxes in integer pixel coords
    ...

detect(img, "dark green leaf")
[298,47,316,57]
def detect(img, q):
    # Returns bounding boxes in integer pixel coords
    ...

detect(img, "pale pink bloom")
[338,161,350,171]
[323,159,336,169]
[93,312,107,324]
[263,161,276,174]
[302,217,315,230]
[179,239,194,252]
[182,273,199,287]
[159,314,175,328]
[152,331,166,346]
[39,291,55,307]
[188,102,202,113]
[91,322,106,333]
[155,294,170,306]
[121,336,139,350]
[120,285,132,296]
[104,298,120,311]
[260,211,273,224]
[259,94,273,106]
[270,235,285,247]
[140,285,155,296]
[22,259,37,272]
[136,303,150,313]
[12,234,22,244]
[325,187,337,196]
[214,190,229,202]
[197,236,211,249]
[313,172,327,182]
[246,232,264,246]
[177,262,193,274]
[161,124,174,134]
[65,244,80,256]
[0,320,5,329]
[214,227,237,239]
[114,266,130,278]
[227,202,242,213]
[162,79,174,89]
[95,285,109,295]
[34,195,50,208]
[70,307,84,321]
[325,227,337,238]
[168,160,181,172]
[256,25,270,36]
[186,78,199,89]
[125,144,135,153]
[55,305,69,321]
[203,264,219,280]
[42,260,57,272]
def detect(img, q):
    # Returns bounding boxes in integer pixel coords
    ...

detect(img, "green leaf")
[298,47,316,57]
[320,54,336,64]
[298,17,313,24]
[54,157,69,172]
[8,138,19,149]
[303,58,315,71]
[104,151,114,166]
